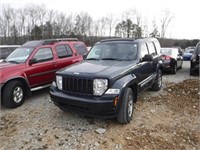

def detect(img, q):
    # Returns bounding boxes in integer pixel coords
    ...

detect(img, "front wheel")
[152,69,162,91]
[117,88,134,124]
[2,81,25,108]
[190,69,195,76]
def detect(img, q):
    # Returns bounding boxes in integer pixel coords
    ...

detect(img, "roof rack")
[41,38,79,45]
[22,38,79,47]
[100,38,135,43]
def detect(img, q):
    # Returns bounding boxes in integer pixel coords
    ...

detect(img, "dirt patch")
[1,77,200,150]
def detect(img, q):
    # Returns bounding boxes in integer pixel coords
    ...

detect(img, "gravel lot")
[1,61,199,150]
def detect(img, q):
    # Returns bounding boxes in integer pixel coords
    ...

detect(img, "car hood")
[0,62,24,71]
[58,60,138,78]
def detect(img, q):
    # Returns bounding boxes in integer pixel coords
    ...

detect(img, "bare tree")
[73,12,92,37]
[65,13,75,35]
[92,20,100,36]
[27,4,40,39]
[107,13,116,37]
[37,4,47,39]
[160,9,174,38]
[98,17,108,36]
[149,18,160,38]
[2,5,14,43]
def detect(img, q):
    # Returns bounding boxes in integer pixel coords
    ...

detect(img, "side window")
[140,43,149,58]
[56,45,72,58]
[33,48,53,62]
[74,43,87,55]
[147,42,157,56]
[65,45,73,56]
[153,41,160,55]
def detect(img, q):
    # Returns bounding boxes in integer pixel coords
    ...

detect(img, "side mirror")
[83,54,87,60]
[29,58,37,65]
[142,54,153,61]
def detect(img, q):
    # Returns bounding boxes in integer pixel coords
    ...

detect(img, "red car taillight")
[162,55,171,60]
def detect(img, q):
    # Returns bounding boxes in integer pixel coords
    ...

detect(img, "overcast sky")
[0,0,199,39]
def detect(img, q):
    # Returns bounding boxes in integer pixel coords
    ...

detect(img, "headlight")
[93,79,108,96]
[56,76,62,90]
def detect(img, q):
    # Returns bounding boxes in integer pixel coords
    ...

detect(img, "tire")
[179,61,183,69]
[190,69,195,76]
[2,81,25,108]
[171,64,177,74]
[152,69,162,91]
[117,88,134,124]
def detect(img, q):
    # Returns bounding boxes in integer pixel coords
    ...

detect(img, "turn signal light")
[113,96,119,107]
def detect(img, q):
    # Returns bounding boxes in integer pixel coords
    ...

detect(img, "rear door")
[137,42,154,92]
[54,44,77,70]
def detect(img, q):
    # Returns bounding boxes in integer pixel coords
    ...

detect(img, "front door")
[25,47,56,88]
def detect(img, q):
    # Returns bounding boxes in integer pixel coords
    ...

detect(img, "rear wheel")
[171,64,177,74]
[152,69,162,91]
[117,88,134,124]
[179,61,183,69]
[2,81,25,108]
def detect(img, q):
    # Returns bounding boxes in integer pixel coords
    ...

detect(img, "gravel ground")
[1,61,199,150]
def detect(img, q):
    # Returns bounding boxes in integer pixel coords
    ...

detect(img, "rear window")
[56,45,73,58]
[161,49,172,55]
[74,43,87,55]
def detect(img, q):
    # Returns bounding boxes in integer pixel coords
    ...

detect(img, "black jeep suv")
[50,38,163,124]
[190,42,200,75]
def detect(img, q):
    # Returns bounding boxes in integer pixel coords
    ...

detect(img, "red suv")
[0,38,87,108]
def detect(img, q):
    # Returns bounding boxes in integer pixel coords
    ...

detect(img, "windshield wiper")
[7,60,19,64]
[101,58,122,61]
[86,58,100,60]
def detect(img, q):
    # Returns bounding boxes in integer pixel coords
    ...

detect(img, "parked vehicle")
[183,47,195,61]
[0,45,20,61]
[190,42,200,75]
[50,38,163,124]
[0,38,87,108]
[160,47,183,74]
[172,46,184,55]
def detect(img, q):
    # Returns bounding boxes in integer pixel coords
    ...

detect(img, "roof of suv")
[22,38,79,48]
[98,38,159,44]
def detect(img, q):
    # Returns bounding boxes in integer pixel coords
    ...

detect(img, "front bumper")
[162,61,172,71]
[50,86,119,118]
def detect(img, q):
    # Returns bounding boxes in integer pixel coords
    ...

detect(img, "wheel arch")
[1,77,31,97]
[111,74,138,111]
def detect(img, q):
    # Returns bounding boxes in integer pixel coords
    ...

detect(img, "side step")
[31,83,52,92]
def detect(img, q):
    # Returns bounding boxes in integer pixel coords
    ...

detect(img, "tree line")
[0,3,199,48]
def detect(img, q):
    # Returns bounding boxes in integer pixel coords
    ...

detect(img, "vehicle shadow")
[26,87,50,102]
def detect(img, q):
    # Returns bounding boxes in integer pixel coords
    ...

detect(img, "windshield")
[161,49,172,56]
[86,43,138,61]
[5,47,34,63]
